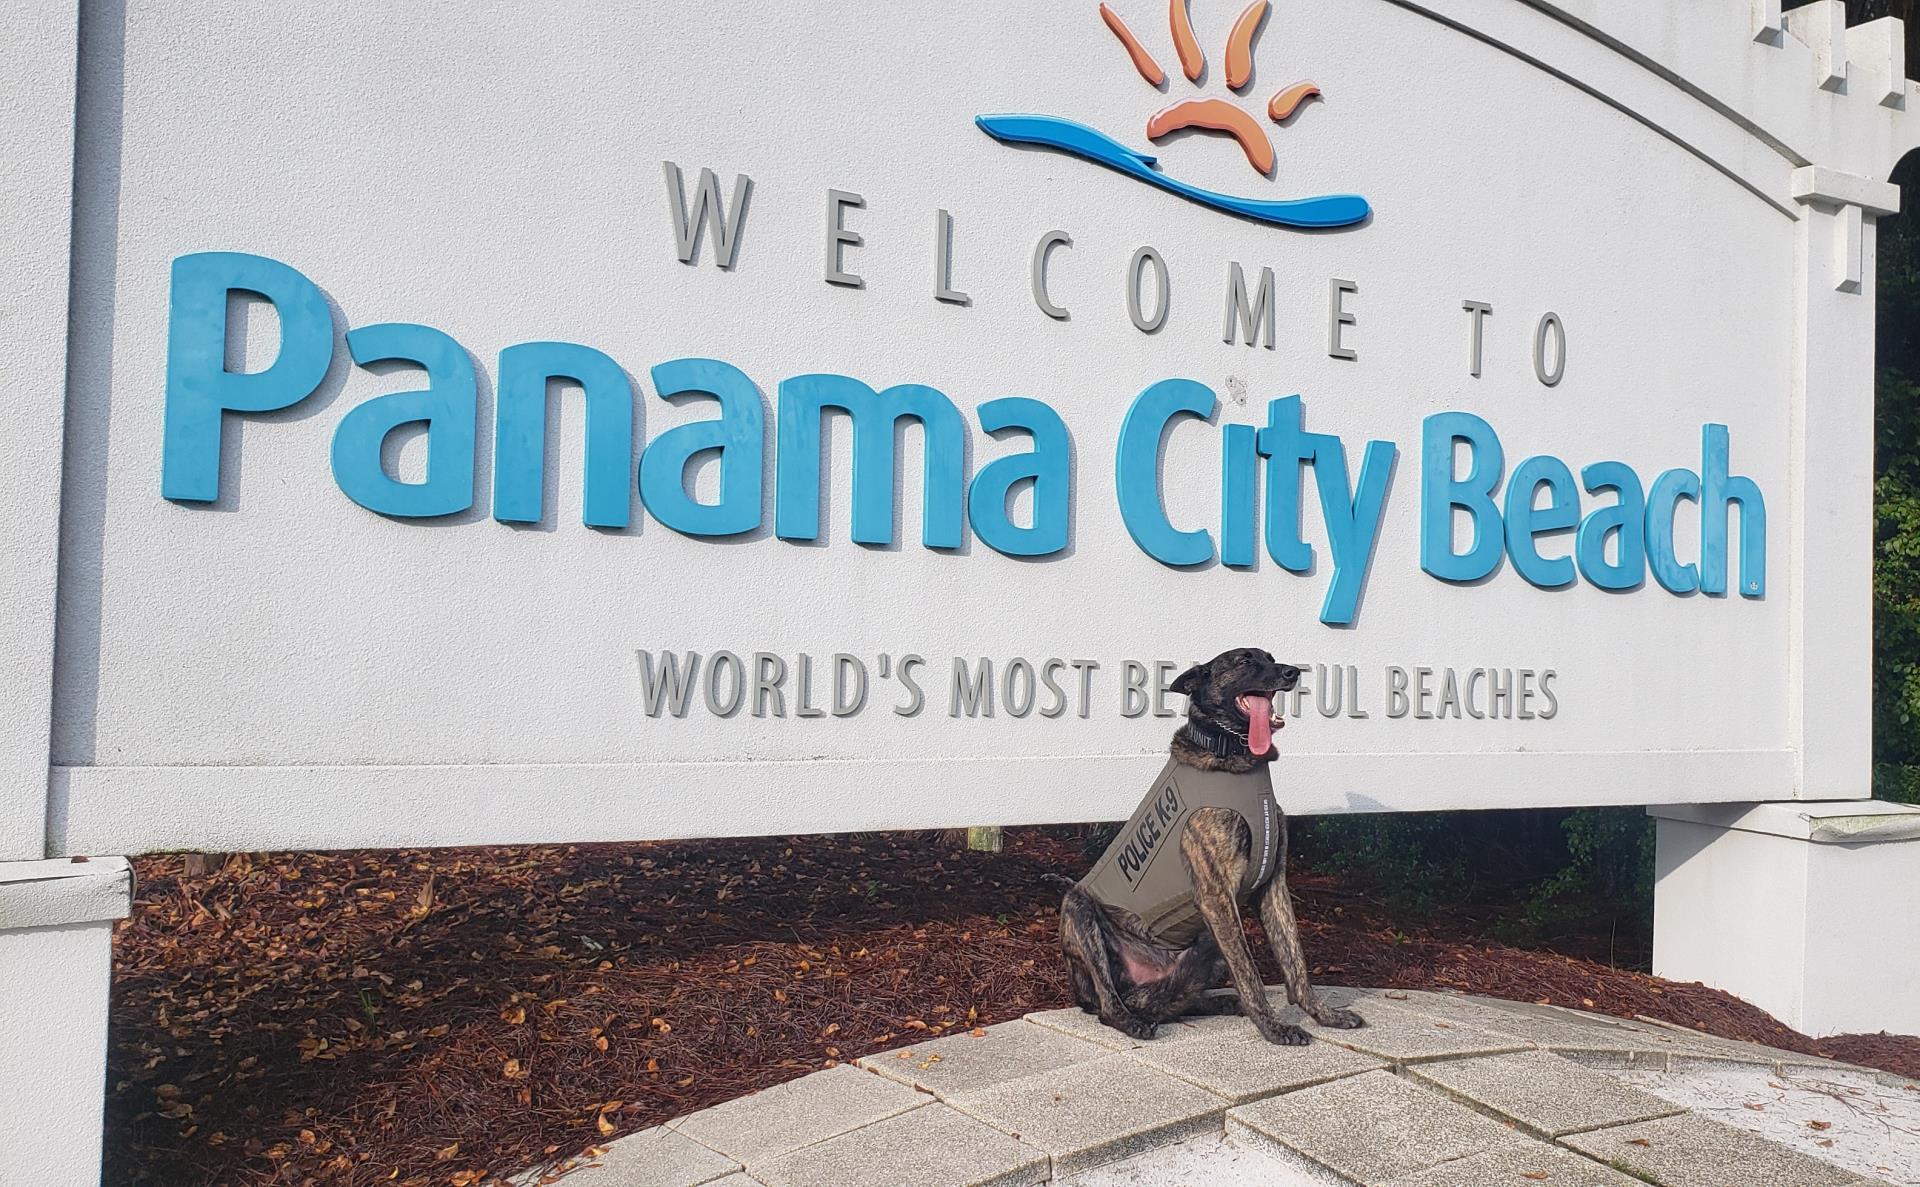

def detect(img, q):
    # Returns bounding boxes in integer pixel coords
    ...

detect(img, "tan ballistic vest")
[1076,757,1283,948]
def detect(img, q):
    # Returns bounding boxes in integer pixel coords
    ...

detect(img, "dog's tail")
[1037,871,1076,890]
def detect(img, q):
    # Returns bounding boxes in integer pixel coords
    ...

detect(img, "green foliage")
[1502,808,1654,947]
[1296,808,1653,957]
[1294,813,1475,913]
[1877,167,1920,804]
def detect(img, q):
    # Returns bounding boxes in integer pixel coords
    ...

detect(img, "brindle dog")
[1058,648,1363,1044]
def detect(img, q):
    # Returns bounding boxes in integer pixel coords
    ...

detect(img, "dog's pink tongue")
[1246,695,1274,756]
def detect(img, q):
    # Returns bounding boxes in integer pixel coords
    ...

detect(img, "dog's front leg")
[1256,858,1364,1030]
[1179,813,1309,1046]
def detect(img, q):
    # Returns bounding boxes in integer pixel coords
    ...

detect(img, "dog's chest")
[1077,758,1282,946]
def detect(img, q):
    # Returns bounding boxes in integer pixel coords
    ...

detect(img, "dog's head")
[1169,648,1301,758]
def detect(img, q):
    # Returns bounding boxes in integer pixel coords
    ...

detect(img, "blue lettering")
[1220,424,1259,568]
[1420,411,1505,583]
[640,358,766,537]
[1116,379,1215,566]
[1576,461,1646,591]
[1256,395,1314,572]
[163,252,334,502]
[968,396,1071,557]
[493,341,633,528]
[774,373,964,548]
[1700,423,1766,598]
[1646,468,1702,595]
[1312,433,1398,625]
[1503,455,1579,589]
[330,323,476,518]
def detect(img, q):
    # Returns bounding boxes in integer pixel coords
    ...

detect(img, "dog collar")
[1182,721,1247,758]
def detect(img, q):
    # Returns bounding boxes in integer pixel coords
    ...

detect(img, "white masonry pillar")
[1647,141,1913,1034]
[1650,802,1920,1037]
[0,858,133,1186]
[0,4,126,1182]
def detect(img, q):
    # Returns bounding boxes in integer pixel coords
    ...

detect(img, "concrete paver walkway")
[539,988,1920,1187]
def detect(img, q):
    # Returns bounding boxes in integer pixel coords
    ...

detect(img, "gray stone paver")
[1227,1069,1530,1184]
[1024,1004,1258,1051]
[1561,1110,1869,1187]
[1379,993,1723,1066]
[949,1052,1228,1176]
[621,990,1896,1187]
[750,1103,1047,1187]
[1024,1007,1148,1052]
[669,1061,925,1164]
[1376,1142,1645,1187]
[1626,1013,1863,1072]
[1301,1000,1533,1066]
[858,1019,1110,1100]
[548,1125,741,1186]
[1407,1049,1685,1137]
[1123,1027,1387,1104]
[1603,1061,1918,1186]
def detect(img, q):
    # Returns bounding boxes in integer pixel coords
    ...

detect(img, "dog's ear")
[1169,661,1209,697]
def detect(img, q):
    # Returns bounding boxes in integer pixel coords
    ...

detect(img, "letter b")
[162,252,335,502]
[1420,411,1505,583]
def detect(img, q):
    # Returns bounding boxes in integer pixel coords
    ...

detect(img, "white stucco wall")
[8,1,1915,852]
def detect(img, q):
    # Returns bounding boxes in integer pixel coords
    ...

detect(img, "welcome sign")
[23,0,1905,854]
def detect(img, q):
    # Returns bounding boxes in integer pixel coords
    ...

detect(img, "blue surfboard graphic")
[975,113,1369,230]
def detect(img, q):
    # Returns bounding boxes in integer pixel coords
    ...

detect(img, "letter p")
[163,252,334,501]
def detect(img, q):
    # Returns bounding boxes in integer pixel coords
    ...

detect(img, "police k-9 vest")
[1076,756,1282,948]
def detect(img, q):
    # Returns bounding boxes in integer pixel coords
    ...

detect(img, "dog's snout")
[1277,664,1301,685]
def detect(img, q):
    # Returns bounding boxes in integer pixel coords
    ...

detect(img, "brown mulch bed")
[106,830,1920,1187]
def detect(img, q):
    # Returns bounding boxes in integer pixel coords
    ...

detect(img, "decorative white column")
[1650,802,1920,1036]
[0,858,133,1186]
[1785,166,1897,802]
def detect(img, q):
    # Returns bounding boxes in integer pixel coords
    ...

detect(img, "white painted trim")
[1845,16,1907,108]
[1783,0,1849,93]
[1790,165,1903,215]
[1385,0,1800,217]
[1526,0,1920,184]
[47,749,1799,854]
[0,858,132,930]
[1651,799,1920,843]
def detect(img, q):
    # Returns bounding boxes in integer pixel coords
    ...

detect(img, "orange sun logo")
[1099,0,1322,176]
[973,1,1367,229]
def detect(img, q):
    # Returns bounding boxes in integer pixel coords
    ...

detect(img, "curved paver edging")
[533,988,1918,1187]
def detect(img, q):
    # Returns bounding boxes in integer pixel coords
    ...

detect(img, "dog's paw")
[1261,1022,1312,1046]
[1105,1014,1157,1041]
[1314,1007,1365,1030]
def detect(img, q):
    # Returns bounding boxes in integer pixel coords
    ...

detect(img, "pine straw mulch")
[106,829,1920,1187]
